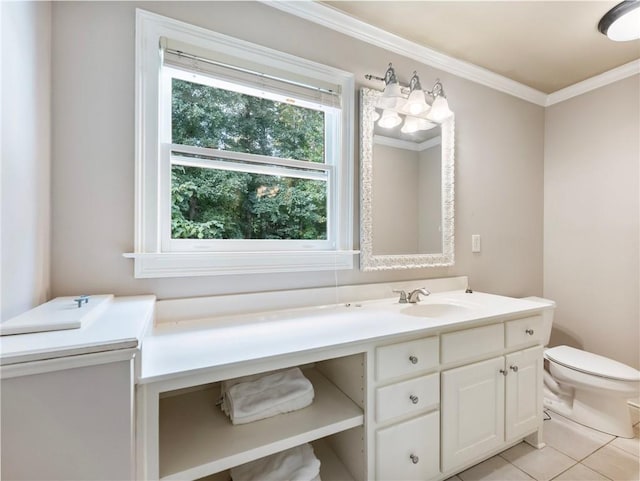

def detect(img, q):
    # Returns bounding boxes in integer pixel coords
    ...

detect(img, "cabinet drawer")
[505,316,543,347]
[441,323,504,364]
[376,337,438,382]
[376,373,439,423]
[376,411,440,481]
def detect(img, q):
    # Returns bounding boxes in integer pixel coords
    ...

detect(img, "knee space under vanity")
[156,355,366,481]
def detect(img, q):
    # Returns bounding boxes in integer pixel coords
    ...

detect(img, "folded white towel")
[220,367,314,425]
[230,443,321,481]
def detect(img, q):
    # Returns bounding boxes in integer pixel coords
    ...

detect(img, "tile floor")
[447,408,640,481]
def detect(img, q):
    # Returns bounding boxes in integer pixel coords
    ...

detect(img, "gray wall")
[5,0,637,375]
[49,1,545,300]
[419,145,442,254]
[1,1,51,320]
[544,75,640,369]
[372,144,420,255]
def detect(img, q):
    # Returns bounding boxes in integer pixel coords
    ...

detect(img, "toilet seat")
[545,345,640,382]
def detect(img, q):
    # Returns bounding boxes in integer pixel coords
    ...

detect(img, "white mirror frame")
[359,88,455,271]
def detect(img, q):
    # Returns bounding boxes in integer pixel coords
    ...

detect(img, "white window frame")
[127,10,355,278]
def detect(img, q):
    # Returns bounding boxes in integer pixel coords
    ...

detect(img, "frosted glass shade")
[378,109,402,129]
[404,89,429,115]
[401,116,437,133]
[377,82,404,109]
[427,96,453,123]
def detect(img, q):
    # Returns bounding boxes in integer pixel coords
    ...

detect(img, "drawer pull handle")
[525,329,535,335]
[499,369,508,376]
[510,365,519,373]
[409,355,418,364]
[410,454,419,464]
[410,394,419,404]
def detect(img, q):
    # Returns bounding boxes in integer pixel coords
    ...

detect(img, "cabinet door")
[505,346,543,442]
[1,359,135,481]
[441,356,505,472]
[376,411,440,481]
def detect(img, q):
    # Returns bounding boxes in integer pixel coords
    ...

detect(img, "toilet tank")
[522,296,556,346]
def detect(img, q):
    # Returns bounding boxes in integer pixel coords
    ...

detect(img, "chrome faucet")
[408,288,430,303]
[393,289,408,304]
[393,288,431,304]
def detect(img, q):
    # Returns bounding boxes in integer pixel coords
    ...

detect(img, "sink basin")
[401,303,472,318]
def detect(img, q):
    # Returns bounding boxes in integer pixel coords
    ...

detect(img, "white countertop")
[140,291,550,384]
[0,295,156,366]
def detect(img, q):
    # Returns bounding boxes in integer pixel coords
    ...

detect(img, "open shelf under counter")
[159,369,364,480]
[195,439,355,481]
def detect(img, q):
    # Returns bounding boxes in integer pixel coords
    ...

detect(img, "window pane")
[172,78,325,163]
[171,165,327,240]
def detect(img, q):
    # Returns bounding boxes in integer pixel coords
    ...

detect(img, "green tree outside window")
[171,78,328,240]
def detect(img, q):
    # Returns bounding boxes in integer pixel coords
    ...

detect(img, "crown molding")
[262,0,548,106]
[262,0,640,107]
[545,59,640,106]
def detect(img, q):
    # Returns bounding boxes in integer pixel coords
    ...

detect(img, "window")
[130,10,355,277]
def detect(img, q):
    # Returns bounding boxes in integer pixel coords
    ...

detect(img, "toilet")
[525,297,640,438]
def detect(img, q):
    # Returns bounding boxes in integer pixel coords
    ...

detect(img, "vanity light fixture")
[378,109,402,129]
[404,72,429,115]
[401,116,436,134]
[426,80,453,123]
[365,63,452,131]
[377,63,404,110]
[598,1,640,41]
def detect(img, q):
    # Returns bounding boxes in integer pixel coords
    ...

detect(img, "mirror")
[359,88,455,271]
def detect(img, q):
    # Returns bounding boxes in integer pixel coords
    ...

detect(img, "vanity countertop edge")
[139,291,550,385]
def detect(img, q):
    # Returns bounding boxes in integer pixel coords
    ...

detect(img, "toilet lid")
[545,346,640,381]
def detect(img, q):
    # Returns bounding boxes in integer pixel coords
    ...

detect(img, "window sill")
[123,251,359,278]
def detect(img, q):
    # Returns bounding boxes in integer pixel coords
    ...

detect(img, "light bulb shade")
[401,116,437,133]
[377,82,404,109]
[400,116,421,134]
[404,89,429,115]
[598,1,640,41]
[426,96,453,123]
[416,118,437,131]
[378,109,402,129]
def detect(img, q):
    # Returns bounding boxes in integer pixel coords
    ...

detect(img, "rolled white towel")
[220,367,314,425]
[230,443,321,481]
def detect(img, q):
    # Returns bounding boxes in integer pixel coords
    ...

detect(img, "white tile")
[582,444,640,481]
[610,423,640,457]
[552,463,610,480]
[500,442,575,481]
[543,413,615,460]
[458,455,534,481]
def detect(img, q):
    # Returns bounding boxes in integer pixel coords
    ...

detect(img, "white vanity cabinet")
[0,296,154,481]
[1,354,137,481]
[373,337,440,481]
[441,355,506,472]
[440,319,544,473]
[376,411,440,481]
[139,284,552,481]
[143,356,366,481]
[505,346,544,442]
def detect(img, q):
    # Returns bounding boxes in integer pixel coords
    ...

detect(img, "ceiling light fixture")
[365,63,452,132]
[598,0,640,41]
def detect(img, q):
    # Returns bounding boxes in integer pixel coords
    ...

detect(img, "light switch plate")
[472,235,481,253]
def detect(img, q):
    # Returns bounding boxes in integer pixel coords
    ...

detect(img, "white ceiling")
[322,1,640,94]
